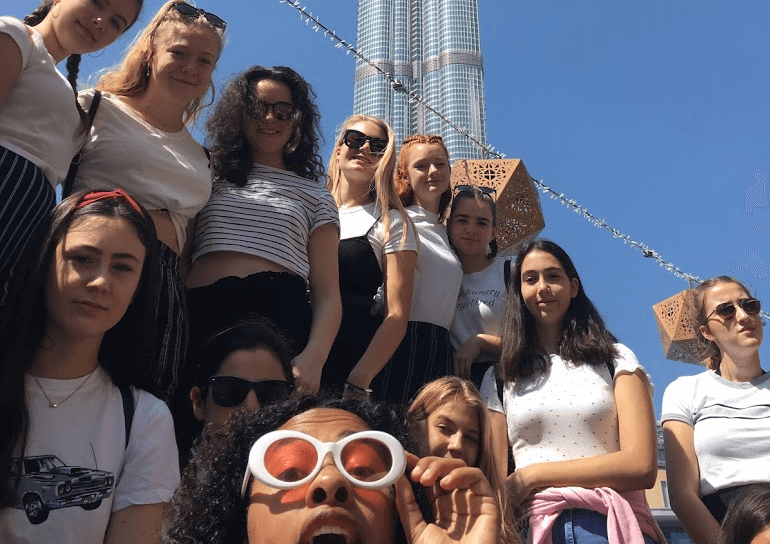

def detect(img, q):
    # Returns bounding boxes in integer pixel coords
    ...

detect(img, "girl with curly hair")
[322,114,416,400]
[0,190,178,543]
[161,396,502,544]
[662,276,767,544]
[0,0,142,305]
[186,66,341,396]
[71,0,226,400]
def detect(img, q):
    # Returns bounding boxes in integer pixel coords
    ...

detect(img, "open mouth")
[309,533,353,544]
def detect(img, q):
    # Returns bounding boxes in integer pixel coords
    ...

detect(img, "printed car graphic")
[9,455,114,524]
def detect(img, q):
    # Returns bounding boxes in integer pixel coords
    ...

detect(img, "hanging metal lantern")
[652,289,705,364]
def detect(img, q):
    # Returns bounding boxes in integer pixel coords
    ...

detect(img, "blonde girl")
[71,0,226,399]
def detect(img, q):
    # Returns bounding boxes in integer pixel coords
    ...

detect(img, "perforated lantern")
[652,289,704,364]
[450,159,545,257]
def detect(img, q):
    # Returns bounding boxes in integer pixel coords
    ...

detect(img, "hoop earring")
[88,49,105,58]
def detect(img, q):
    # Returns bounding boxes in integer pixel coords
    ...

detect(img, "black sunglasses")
[250,100,295,122]
[170,3,227,30]
[454,184,496,197]
[207,377,293,407]
[706,298,762,320]
[342,129,388,156]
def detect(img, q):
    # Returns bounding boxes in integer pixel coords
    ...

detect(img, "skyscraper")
[353,0,487,161]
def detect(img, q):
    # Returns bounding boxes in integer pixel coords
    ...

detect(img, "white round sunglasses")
[241,430,406,498]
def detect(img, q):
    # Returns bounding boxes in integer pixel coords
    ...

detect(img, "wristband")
[344,381,373,395]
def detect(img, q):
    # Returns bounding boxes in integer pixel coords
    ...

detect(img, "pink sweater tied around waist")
[526,487,665,544]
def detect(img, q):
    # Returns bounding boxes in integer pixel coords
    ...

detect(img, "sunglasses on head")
[342,129,388,156]
[250,100,295,122]
[454,184,496,198]
[240,430,406,497]
[706,298,762,320]
[169,2,227,30]
[207,376,293,408]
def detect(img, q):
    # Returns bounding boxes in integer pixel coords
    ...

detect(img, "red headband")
[76,189,143,215]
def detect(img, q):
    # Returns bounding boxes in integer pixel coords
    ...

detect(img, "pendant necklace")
[32,370,96,408]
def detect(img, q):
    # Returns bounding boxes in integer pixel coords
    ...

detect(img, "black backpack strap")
[607,360,615,379]
[503,258,512,289]
[62,90,102,198]
[118,382,135,450]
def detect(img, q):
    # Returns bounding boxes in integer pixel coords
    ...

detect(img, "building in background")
[353,0,488,160]
[646,424,694,544]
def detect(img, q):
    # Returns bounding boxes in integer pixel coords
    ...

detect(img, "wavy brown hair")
[395,134,452,221]
[205,66,324,185]
[97,0,224,125]
[326,115,411,244]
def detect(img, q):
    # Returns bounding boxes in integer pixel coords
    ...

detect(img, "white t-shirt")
[192,165,339,281]
[661,370,770,495]
[74,90,212,250]
[339,202,417,258]
[449,257,509,361]
[0,367,180,544]
[407,205,463,329]
[486,343,653,470]
[0,17,81,186]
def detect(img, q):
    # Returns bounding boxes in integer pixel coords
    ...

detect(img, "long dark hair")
[162,396,415,544]
[716,483,770,544]
[205,66,324,185]
[498,239,618,382]
[24,0,144,130]
[0,190,160,506]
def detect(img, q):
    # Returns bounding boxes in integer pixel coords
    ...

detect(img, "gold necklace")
[32,370,95,409]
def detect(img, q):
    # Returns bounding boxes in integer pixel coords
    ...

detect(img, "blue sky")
[9,0,769,413]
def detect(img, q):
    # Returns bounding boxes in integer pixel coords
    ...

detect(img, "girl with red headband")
[0,190,179,543]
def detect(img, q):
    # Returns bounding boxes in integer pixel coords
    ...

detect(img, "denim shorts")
[529,508,658,544]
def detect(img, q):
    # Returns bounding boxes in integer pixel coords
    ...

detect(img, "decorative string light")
[279,0,770,320]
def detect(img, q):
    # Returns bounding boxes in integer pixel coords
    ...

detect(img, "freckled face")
[246,409,395,544]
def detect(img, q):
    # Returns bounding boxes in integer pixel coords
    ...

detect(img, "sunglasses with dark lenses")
[342,129,388,156]
[454,184,496,198]
[706,298,762,320]
[170,2,227,30]
[208,376,293,408]
[240,430,406,497]
[250,100,295,122]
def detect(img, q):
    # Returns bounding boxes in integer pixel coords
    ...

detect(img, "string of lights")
[279,0,770,320]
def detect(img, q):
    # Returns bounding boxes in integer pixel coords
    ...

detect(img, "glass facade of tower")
[353,0,487,161]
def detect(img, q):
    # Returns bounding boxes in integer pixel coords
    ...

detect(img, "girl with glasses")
[662,276,767,544]
[380,135,462,404]
[0,190,178,543]
[186,66,340,398]
[175,318,294,466]
[323,115,416,401]
[496,239,664,544]
[70,0,226,402]
[0,0,143,308]
[162,396,502,544]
